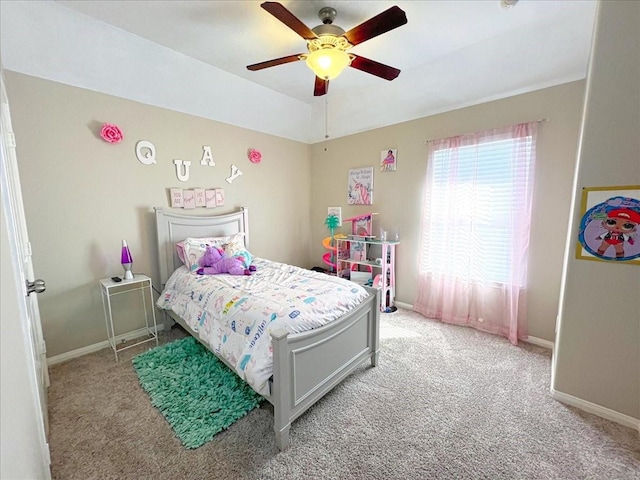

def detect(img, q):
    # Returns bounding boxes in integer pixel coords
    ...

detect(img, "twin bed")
[154,207,381,450]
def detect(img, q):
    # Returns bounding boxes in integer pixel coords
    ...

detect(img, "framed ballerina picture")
[576,185,640,264]
[380,148,397,172]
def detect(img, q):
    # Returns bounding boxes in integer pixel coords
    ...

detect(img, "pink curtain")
[414,123,537,345]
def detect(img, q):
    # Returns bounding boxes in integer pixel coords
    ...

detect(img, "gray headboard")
[154,207,249,287]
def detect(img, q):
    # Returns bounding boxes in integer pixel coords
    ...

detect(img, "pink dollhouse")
[335,213,399,312]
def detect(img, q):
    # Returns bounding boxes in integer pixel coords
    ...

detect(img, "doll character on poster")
[578,193,640,263]
[381,149,397,172]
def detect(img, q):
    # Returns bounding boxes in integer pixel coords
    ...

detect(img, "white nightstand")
[100,274,159,361]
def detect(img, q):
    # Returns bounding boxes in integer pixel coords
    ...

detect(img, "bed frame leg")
[371,350,379,367]
[274,424,291,451]
[371,291,381,368]
[271,327,292,451]
[163,312,175,332]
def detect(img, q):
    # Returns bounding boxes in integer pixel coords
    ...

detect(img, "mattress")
[156,257,369,396]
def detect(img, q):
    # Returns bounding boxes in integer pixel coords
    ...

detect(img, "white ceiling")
[1,1,597,143]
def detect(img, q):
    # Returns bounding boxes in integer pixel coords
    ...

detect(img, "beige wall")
[6,71,587,358]
[553,1,639,421]
[310,81,586,343]
[5,72,311,357]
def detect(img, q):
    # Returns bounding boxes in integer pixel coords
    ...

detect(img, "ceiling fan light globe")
[306,48,351,80]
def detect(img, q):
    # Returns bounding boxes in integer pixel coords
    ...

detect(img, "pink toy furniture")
[336,213,399,312]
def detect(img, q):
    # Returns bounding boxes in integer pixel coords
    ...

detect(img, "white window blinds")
[420,127,535,286]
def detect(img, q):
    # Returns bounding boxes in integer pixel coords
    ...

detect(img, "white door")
[0,68,51,471]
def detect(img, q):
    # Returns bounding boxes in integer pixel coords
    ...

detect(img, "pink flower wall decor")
[100,123,124,144]
[248,148,262,164]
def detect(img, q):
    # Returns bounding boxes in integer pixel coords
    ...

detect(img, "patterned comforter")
[156,257,369,396]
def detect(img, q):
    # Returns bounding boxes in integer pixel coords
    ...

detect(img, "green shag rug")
[132,336,263,449]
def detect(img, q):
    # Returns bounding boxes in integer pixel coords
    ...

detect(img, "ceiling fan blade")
[343,6,407,47]
[350,55,401,81]
[314,76,329,96]
[247,54,304,71]
[261,2,317,40]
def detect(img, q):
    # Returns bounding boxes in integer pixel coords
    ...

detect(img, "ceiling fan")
[246,2,408,97]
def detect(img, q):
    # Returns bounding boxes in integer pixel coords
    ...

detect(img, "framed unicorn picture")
[348,167,374,205]
[576,185,640,264]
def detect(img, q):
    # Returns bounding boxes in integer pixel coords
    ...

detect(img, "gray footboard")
[269,287,380,450]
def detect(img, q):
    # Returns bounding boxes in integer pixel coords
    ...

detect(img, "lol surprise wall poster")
[577,186,640,264]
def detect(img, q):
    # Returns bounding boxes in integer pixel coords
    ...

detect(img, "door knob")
[26,279,46,296]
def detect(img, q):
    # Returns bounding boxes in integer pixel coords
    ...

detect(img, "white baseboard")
[394,301,555,351]
[47,325,164,366]
[394,301,413,310]
[551,388,640,432]
[523,335,554,350]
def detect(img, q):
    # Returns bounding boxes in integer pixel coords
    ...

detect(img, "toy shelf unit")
[335,213,399,312]
[336,236,399,312]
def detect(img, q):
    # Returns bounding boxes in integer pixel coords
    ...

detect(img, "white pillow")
[177,233,245,272]
[222,239,253,268]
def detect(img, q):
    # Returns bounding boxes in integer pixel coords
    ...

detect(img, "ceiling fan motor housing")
[318,7,337,25]
[312,23,346,39]
[310,23,350,56]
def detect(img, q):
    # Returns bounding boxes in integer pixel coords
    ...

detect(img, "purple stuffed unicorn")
[197,245,255,276]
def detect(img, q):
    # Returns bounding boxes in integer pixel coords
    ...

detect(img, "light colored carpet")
[47,309,640,479]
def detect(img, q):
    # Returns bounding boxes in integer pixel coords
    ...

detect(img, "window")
[415,122,538,344]
[422,135,534,285]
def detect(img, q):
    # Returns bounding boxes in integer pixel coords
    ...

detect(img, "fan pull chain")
[324,98,329,152]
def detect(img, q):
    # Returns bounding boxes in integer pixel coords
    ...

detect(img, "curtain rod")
[423,118,549,144]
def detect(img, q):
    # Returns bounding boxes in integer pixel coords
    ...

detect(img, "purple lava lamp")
[121,240,134,280]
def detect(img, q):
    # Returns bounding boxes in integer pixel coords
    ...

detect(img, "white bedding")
[156,257,369,396]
